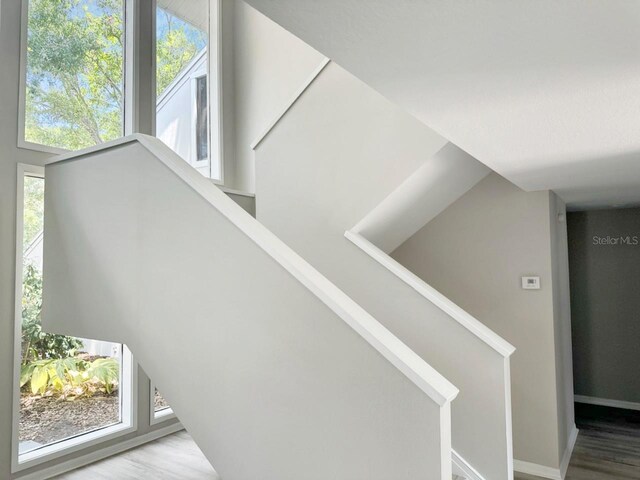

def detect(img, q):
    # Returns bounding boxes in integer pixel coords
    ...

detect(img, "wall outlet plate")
[521,276,541,289]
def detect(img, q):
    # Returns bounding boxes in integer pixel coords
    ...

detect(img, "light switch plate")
[522,276,541,289]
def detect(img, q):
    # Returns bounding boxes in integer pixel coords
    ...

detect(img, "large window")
[13,169,134,470]
[156,1,215,178]
[19,0,221,178]
[13,0,220,471]
[21,0,125,152]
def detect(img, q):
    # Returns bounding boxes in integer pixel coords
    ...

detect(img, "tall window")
[195,75,209,162]
[22,0,125,151]
[15,170,133,467]
[155,1,212,177]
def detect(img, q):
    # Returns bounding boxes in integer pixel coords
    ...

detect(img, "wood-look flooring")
[53,430,218,479]
[517,403,640,480]
[53,402,639,479]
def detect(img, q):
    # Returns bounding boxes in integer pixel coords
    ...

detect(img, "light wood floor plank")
[53,430,218,479]
[516,403,640,480]
[54,403,639,479]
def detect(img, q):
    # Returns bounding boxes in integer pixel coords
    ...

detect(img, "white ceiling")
[242,0,640,210]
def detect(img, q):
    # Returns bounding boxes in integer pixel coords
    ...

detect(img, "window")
[195,75,209,162]
[156,0,219,179]
[20,0,125,152]
[13,167,134,471]
[150,385,175,424]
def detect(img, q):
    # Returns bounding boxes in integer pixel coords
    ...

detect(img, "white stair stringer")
[253,60,515,480]
[41,135,459,480]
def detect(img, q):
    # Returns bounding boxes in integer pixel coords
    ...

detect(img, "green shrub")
[20,263,119,399]
[21,356,120,398]
[21,263,84,363]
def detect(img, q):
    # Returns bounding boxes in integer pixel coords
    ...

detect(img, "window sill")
[14,421,136,473]
[17,138,70,156]
[150,407,176,426]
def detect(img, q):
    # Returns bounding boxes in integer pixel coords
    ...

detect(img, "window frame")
[16,0,225,185]
[16,0,128,156]
[149,381,176,425]
[11,164,138,473]
[208,0,223,183]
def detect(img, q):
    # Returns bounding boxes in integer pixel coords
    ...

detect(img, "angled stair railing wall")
[253,60,515,480]
[42,135,458,480]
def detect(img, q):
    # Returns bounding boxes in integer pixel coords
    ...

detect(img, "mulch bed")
[20,393,119,445]
[154,389,170,411]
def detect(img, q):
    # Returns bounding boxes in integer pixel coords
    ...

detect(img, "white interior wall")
[43,137,453,480]
[392,173,573,472]
[254,62,513,480]
[223,0,325,192]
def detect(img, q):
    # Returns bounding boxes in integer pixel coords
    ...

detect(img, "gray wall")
[568,208,640,404]
[392,173,573,470]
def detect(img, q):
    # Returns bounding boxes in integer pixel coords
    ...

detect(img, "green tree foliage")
[25,0,206,151]
[156,8,207,95]
[21,263,119,399]
[21,356,120,397]
[21,176,81,363]
[23,176,45,249]
[26,0,124,149]
[22,263,84,364]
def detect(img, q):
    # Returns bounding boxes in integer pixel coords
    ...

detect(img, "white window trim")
[208,0,223,183]
[12,164,137,474]
[149,381,176,426]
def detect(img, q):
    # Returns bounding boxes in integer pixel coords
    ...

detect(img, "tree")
[26,0,124,150]
[25,0,206,151]
[156,8,207,95]
[22,263,84,364]
[23,176,45,249]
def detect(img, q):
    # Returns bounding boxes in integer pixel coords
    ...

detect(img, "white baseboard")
[575,394,640,412]
[513,460,561,480]
[513,424,578,480]
[17,423,184,480]
[452,450,485,480]
[560,424,579,478]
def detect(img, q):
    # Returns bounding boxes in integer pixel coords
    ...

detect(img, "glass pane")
[156,1,210,176]
[154,388,171,413]
[24,0,125,150]
[195,76,208,161]
[19,175,125,456]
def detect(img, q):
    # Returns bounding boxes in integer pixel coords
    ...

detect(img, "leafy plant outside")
[21,263,119,399]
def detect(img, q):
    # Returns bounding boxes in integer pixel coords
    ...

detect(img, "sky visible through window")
[24,0,207,151]
[25,0,125,150]
[156,7,207,96]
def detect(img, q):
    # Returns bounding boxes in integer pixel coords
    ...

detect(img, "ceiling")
[242,0,640,210]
